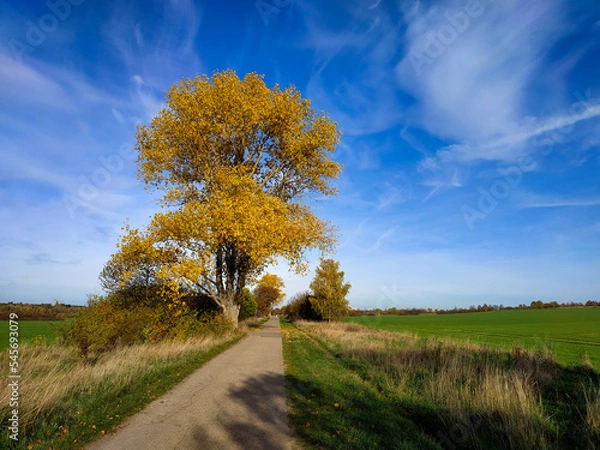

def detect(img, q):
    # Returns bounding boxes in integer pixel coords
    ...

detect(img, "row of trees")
[350,299,600,317]
[0,301,84,320]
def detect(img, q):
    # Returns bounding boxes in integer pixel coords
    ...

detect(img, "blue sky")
[1,0,599,309]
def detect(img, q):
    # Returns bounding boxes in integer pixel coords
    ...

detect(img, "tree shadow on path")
[192,371,293,450]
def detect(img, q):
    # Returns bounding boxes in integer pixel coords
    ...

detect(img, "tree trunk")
[212,242,251,329]
[223,303,240,329]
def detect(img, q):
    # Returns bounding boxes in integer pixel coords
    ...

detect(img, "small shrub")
[29,335,48,346]
[70,297,148,361]
[201,311,235,336]
[239,288,258,321]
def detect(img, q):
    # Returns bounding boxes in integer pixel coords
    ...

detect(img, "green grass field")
[0,320,65,349]
[346,308,600,368]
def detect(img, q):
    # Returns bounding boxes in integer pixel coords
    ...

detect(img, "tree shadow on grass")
[191,371,293,450]
[284,372,439,450]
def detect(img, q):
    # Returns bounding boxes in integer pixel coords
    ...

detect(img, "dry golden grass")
[239,316,267,332]
[0,334,230,430]
[296,320,419,350]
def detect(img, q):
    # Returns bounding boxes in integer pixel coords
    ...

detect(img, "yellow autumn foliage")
[309,258,351,321]
[253,273,286,315]
[102,70,342,326]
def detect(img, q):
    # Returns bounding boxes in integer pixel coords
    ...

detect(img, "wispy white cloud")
[518,196,600,209]
[0,52,71,109]
[391,0,600,200]
[297,1,405,135]
[418,145,464,182]
[103,0,203,86]
[339,216,398,253]
[419,100,600,179]
[396,0,567,141]
[376,175,414,209]
[25,253,80,266]
[0,51,127,111]
[128,75,165,122]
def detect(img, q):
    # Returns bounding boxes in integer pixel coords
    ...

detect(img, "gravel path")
[86,317,294,450]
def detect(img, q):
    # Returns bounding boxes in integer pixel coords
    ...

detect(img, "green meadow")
[346,308,600,368]
[0,320,64,349]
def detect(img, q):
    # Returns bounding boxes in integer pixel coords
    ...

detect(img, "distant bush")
[285,291,322,322]
[239,288,258,321]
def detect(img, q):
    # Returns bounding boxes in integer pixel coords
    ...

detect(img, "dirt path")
[86,317,294,450]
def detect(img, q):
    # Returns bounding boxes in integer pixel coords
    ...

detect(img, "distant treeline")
[348,300,600,317]
[0,302,85,320]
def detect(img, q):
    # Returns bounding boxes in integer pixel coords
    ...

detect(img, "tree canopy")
[101,70,342,326]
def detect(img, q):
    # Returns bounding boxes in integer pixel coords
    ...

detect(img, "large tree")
[309,258,351,321]
[102,70,341,327]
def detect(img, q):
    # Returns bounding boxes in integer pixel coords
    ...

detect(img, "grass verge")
[0,318,267,450]
[281,318,439,449]
[282,319,600,450]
